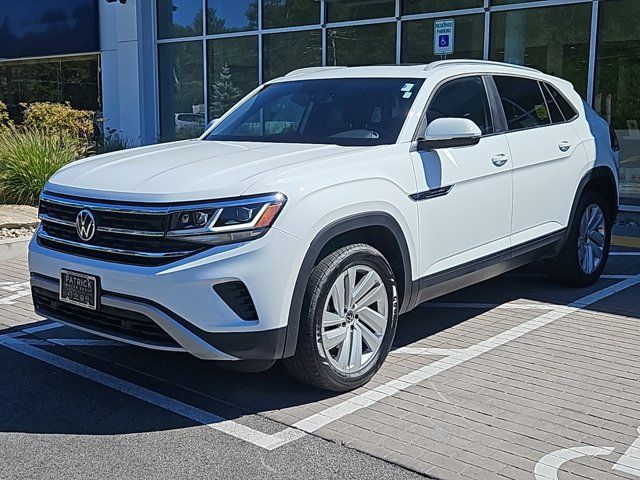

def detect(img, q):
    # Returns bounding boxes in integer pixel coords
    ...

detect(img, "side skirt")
[410,230,566,308]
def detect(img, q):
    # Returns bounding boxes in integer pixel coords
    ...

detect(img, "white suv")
[29,60,620,391]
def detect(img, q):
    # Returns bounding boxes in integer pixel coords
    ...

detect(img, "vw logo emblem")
[76,209,96,242]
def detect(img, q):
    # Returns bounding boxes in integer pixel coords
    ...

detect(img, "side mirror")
[206,118,219,130]
[417,118,482,151]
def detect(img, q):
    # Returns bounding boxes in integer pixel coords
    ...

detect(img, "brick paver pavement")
[2,250,640,480]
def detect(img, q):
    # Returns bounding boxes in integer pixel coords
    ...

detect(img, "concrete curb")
[0,237,31,261]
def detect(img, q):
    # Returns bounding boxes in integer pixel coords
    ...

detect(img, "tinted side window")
[541,83,564,123]
[546,83,578,121]
[494,76,551,131]
[426,76,493,135]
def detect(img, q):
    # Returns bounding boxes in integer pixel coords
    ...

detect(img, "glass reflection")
[208,0,258,34]
[157,0,203,39]
[0,0,99,59]
[263,30,322,81]
[490,4,591,98]
[208,36,259,119]
[595,0,640,201]
[0,56,100,121]
[327,23,396,67]
[158,41,205,141]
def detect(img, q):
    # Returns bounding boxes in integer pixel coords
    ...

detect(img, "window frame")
[413,73,502,141]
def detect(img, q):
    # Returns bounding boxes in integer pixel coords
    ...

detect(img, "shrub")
[0,127,87,205]
[96,128,135,154]
[22,102,94,141]
[0,101,12,132]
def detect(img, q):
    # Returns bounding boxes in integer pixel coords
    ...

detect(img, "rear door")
[411,75,513,278]
[492,75,584,246]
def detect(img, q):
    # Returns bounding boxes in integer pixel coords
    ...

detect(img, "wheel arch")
[568,166,619,234]
[282,212,414,358]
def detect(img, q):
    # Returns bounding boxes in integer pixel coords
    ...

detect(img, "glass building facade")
[0,0,101,121]
[1,0,639,206]
[156,0,640,205]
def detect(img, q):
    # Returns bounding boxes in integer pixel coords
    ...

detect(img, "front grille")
[37,192,206,266]
[32,286,180,348]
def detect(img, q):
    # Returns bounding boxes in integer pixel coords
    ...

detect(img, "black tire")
[283,244,398,392]
[547,190,612,287]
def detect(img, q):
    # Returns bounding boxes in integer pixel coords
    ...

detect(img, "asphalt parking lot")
[2,242,640,480]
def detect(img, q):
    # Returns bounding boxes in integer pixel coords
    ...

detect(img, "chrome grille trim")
[40,192,170,215]
[37,228,193,259]
[38,214,75,228]
[96,226,166,237]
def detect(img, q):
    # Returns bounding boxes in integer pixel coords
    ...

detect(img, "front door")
[411,76,513,279]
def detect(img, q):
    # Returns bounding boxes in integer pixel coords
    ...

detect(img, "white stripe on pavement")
[20,322,61,334]
[421,302,558,310]
[18,338,127,347]
[288,273,640,436]
[534,446,615,480]
[0,334,305,450]
[392,347,465,356]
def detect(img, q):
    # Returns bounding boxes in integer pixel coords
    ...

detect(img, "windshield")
[204,78,424,146]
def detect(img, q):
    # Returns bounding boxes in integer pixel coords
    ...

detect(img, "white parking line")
[393,347,465,356]
[20,322,61,334]
[534,446,615,480]
[0,333,305,450]
[17,338,126,347]
[2,275,639,451]
[611,252,640,256]
[287,274,640,437]
[421,302,558,310]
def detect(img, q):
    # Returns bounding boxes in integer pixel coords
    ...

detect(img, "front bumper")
[28,228,305,360]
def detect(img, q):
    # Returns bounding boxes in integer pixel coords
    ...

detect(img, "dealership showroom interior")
[2,1,640,479]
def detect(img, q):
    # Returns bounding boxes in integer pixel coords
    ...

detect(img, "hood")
[46,140,363,202]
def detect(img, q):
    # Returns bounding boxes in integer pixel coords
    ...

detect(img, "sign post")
[434,19,455,58]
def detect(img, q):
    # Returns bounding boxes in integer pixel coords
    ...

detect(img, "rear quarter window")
[493,76,551,131]
[545,83,579,121]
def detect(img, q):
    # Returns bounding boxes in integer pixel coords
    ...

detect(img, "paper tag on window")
[401,83,415,92]
[403,92,413,99]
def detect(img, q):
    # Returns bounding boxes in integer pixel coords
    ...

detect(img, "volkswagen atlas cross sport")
[29,60,619,392]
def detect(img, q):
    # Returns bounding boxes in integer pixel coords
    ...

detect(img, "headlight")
[166,193,286,245]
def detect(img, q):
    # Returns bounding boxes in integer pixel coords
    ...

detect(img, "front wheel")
[547,190,612,286]
[283,244,398,392]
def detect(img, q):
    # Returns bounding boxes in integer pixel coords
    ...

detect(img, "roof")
[276,60,545,82]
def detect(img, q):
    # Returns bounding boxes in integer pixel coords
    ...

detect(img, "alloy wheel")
[319,265,389,374]
[578,203,606,275]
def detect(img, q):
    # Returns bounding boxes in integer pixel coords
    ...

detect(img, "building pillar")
[100,0,157,146]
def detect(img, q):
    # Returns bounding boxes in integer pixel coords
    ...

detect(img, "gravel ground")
[0,226,37,240]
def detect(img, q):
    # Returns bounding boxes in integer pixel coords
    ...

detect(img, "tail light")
[609,126,620,152]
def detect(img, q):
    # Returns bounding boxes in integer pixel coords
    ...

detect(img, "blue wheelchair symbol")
[439,35,450,48]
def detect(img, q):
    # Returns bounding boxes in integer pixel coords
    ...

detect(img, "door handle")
[491,153,510,167]
[558,140,572,152]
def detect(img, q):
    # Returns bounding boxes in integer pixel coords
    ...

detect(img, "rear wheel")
[283,244,398,392]
[547,190,612,286]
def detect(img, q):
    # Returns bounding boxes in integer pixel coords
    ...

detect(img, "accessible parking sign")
[434,18,455,56]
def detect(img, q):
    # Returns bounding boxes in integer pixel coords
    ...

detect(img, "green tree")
[209,64,242,119]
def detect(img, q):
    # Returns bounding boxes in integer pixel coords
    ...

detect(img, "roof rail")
[424,59,541,73]
[285,66,346,77]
